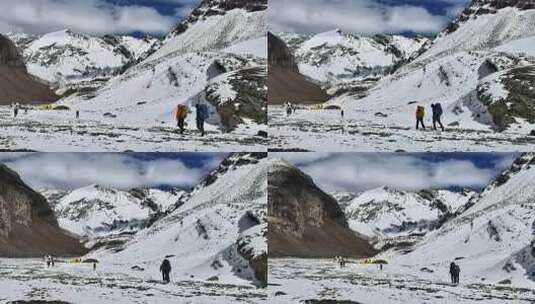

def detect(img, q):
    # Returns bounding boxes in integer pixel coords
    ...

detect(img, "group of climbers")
[415,102,445,131]
[175,102,209,136]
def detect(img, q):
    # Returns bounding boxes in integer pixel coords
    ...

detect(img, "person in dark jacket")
[431,103,445,131]
[450,261,461,284]
[195,103,208,136]
[160,259,172,283]
[449,262,456,284]
[454,263,460,284]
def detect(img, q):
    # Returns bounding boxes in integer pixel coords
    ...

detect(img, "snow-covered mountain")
[278,30,428,96]
[342,0,535,132]
[6,30,158,92]
[343,186,477,241]
[2,0,267,140]
[149,0,267,61]
[89,153,268,287]
[394,153,535,286]
[41,185,187,241]
[53,0,268,132]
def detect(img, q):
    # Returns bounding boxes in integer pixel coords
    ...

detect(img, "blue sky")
[0,152,227,190]
[269,0,471,35]
[0,0,201,36]
[274,152,517,192]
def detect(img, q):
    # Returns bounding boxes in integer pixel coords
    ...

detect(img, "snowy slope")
[50,0,268,132]
[339,1,535,132]
[345,186,476,239]
[42,185,186,239]
[149,0,267,61]
[394,153,535,286]
[278,30,427,91]
[8,30,158,87]
[420,3,535,61]
[91,153,268,287]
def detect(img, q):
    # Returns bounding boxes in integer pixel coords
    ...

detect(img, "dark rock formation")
[477,66,535,131]
[268,160,376,258]
[0,34,58,105]
[205,66,267,131]
[268,32,329,105]
[0,164,86,257]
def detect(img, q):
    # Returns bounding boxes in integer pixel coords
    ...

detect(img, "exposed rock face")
[268,160,376,258]
[477,65,535,131]
[0,34,24,67]
[268,32,329,104]
[237,223,267,287]
[205,66,267,131]
[0,34,58,104]
[0,164,86,257]
[268,32,298,72]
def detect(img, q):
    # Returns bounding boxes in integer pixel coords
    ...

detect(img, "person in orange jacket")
[176,104,188,134]
[416,105,426,130]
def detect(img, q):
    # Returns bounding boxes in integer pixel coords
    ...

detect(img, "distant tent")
[323,105,342,110]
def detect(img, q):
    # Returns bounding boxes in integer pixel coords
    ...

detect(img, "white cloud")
[278,153,514,192]
[269,0,451,34]
[0,153,222,190]
[0,0,178,35]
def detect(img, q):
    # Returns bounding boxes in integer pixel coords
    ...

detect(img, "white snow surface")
[91,156,269,287]
[47,185,185,238]
[149,9,266,61]
[345,186,475,239]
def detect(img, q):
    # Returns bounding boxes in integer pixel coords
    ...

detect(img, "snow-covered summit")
[345,186,477,240]
[277,29,428,95]
[42,184,186,239]
[5,29,159,89]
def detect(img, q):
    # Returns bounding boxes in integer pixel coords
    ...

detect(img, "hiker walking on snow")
[449,261,460,284]
[175,104,188,134]
[431,103,445,131]
[76,110,80,119]
[195,103,208,137]
[416,105,426,130]
[14,106,18,118]
[160,258,172,283]
[285,102,292,116]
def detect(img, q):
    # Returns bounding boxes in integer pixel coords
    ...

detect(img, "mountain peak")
[169,0,267,38]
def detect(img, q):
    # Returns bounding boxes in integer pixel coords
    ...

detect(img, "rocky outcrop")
[0,34,58,104]
[268,160,376,258]
[205,66,267,131]
[237,223,267,287]
[477,65,535,131]
[0,164,86,257]
[268,32,329,104]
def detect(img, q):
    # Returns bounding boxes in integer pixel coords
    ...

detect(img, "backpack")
[416,106,425,118]
[176,104,188,119]
[436,103,443,116]
[198,104,209,120]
